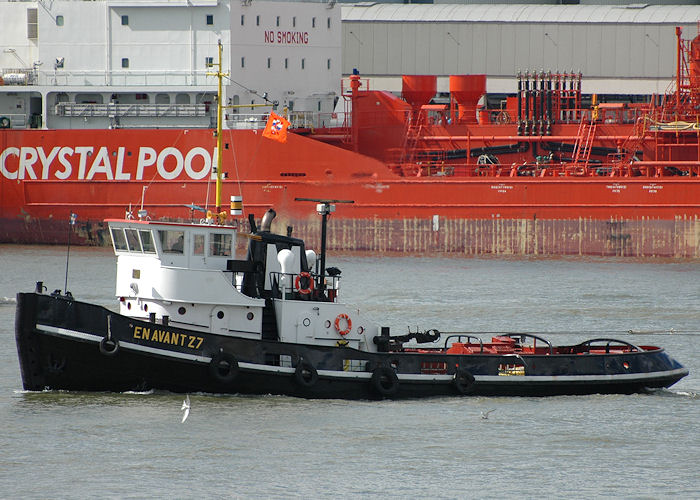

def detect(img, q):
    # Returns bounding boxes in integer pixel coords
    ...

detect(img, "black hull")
[15,293,689,399]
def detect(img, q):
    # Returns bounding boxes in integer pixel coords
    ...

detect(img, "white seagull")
[181,395,191,423]
[481,409,495,420]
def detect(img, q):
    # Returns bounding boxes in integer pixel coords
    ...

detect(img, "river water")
[0,245,698,498]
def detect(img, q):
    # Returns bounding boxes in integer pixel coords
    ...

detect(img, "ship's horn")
[260,209,277,232]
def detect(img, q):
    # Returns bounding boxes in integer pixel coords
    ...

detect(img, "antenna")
[64,212,77,296]
[294,198,353,290]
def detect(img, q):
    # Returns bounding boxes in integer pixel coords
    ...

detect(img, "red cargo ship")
[1,27,699,257]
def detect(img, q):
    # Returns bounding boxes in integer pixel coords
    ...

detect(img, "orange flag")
[262,112,291,143]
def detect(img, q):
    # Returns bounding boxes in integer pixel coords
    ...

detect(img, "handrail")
[501,333,553,355]
[55,102,208,117]
[578,338,644,353]
[444,334,484,353]
[269,271,341,298]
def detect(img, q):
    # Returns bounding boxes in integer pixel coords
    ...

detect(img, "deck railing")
[55,102,208,118]
[2,69,216,87]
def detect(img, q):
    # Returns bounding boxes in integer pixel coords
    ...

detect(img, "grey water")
[0,245,698,498]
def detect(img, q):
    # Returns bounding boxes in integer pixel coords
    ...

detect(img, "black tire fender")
[99,337,119,357]
[371,365,399,397]
[453,368,476,395]
[294,358,319,388]
[209,351,239,384]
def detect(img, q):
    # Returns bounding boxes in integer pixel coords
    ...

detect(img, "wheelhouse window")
[110,228,127,251]
[193,234,205,255]
[139,230,156,253]
[210,233,232,257]
[159,230,185,254]
[125,228,142,252]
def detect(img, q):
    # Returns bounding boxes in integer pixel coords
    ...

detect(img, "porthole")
[246,312,254,320]
[127,302,131,310]
[217,310,224,319]
[324,320,331,328]
[303,318,311,327]
[178,306,186,315]
[358,326,365,334]
[144,304,148,312]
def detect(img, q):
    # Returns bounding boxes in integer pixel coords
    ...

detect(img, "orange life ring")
[334,313,352,336]
[294,272,314,295]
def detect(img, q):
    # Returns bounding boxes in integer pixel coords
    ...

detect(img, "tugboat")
[14,200,689,398]
[13,40,688,399]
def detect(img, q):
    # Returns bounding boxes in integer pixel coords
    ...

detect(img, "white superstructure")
[230,2,341,128]
[3,0,697,132]
[0,0,341,130]
[108,215,380,351]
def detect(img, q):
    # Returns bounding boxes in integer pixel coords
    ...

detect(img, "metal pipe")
[555,73,561,122]
[517,71,522,135]
[617,161,700,166]
[539,71,545,136]
[533,72,539,135]
[676,26,683,108]
[260,208,276,232]
[319,209,328,289]
[426,135,645,141]
[349,74,362,152]
[546,71,553,133]
[576,72,582,115]
[524,71,530,135]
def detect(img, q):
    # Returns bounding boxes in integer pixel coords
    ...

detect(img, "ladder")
[402,114,424,164]
[616,115,649,169]
[572,118,597,168]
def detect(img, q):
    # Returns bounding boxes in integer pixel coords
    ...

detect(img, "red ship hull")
[2,127,699,257]
[4,26,700,256]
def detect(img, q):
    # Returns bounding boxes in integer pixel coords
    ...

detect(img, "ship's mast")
[295,198,354,290]
[207,39,229,217]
